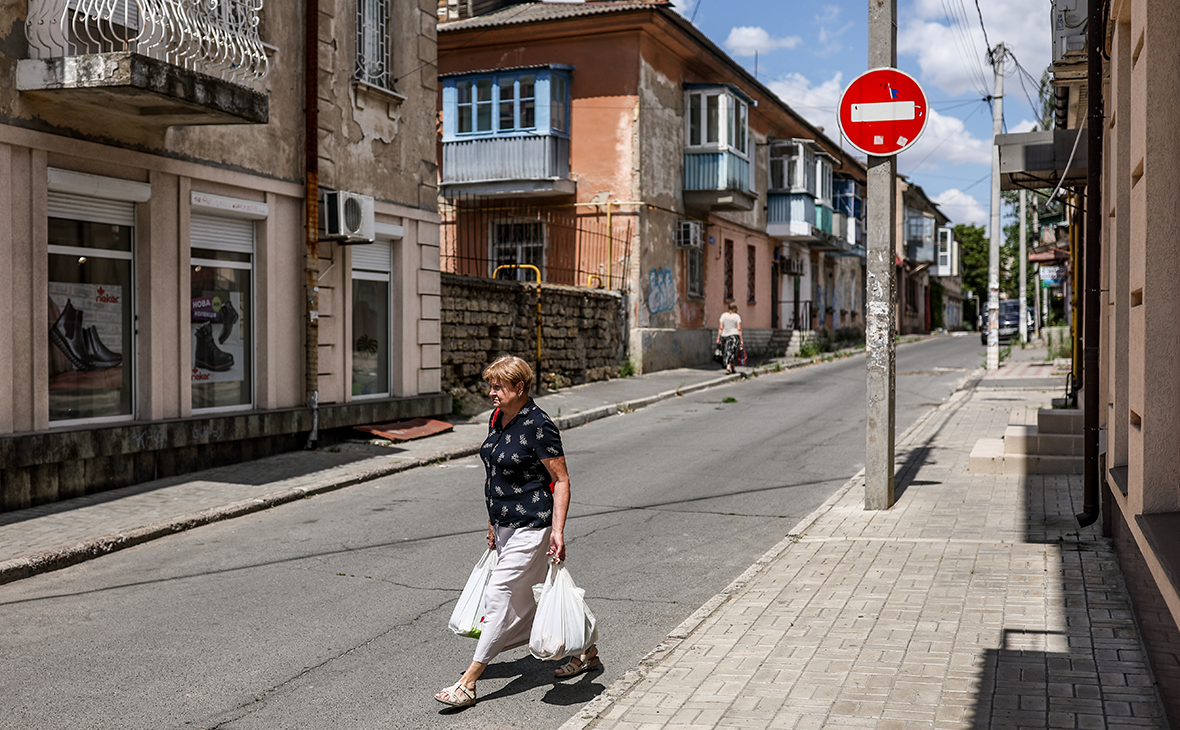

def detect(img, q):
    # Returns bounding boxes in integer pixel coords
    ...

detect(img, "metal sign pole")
[864,0,897,510]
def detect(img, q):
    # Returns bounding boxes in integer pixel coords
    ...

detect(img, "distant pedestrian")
[717,304,743,374]
[434,355,601,709]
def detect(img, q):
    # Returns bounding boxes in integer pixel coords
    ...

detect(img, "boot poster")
[48,283,125,388]
[191,292,244,383]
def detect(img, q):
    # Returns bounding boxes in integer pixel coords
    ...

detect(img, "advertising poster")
[191,292,244,384]
[48,282,124,391]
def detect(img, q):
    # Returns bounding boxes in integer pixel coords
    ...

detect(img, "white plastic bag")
[448,548,498,639]
[529,562,598,661]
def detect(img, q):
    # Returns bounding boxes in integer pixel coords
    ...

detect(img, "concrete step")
[1002,425,1083,456]
[1039,408,1084,435]
[971,436,1083,475]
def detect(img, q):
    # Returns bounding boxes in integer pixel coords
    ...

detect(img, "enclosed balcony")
[683,149,754,212]
[440,65,574,198]
[18,0,269,126]
[681,83,755,212]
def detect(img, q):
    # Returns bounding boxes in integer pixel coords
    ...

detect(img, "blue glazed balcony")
[440,134,574,198]
[683,150,755,212]
[767,193,851,252]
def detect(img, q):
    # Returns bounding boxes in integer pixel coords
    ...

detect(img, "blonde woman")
[435,355,600,708]
[716,303,744,374]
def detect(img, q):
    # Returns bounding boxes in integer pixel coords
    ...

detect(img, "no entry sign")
[837,68,928,157]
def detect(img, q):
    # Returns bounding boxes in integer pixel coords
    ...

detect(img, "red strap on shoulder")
[491,408,500,429]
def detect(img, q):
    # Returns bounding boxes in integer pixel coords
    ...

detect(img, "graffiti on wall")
[647,267,675,315]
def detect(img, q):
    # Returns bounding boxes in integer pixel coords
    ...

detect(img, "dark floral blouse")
[480,399,564,528]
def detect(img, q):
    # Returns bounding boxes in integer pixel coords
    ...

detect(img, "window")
[490,220,545,281]
[351,241,392,398]
[747,245,757,303]
[723,239,734,301]
[445,67,571,139]
[687,247,703,297]
[816,157,833,206]
[685,88,748,158]
[191,214,254,410]
[906,212,934,244]
[769,142,817,193]
[355,0,389,88]
[47,209,135,422]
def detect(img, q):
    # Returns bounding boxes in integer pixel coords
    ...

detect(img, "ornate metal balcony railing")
[25,0,268,86]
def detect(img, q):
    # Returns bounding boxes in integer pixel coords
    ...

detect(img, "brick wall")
[441,274,623,391]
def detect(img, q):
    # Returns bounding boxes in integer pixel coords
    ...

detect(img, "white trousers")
[472,525,551,664]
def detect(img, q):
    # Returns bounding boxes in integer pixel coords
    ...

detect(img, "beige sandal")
[555,646,602,678]
[434,681,476,707]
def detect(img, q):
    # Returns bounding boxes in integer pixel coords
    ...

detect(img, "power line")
[973,0,993,62]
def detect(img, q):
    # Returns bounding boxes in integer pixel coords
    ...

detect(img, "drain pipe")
[304,0,321,449]
[1077,0,1103,528]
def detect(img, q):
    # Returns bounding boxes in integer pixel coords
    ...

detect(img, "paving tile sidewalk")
[562,352,1166,730]
[0,364,753,583]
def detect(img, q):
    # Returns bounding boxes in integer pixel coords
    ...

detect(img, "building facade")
[0,0,446,510]
[436,0,867,374]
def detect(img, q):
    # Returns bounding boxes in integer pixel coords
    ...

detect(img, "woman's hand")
[547,530,566,563]
[486,525,496,550]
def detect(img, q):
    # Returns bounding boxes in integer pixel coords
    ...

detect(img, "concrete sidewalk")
[561,345,1165,730]
[0,361,771,584]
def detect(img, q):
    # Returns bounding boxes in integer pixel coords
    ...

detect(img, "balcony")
[18,0,269,127]
[683,150,754,212]
[767,193,851,253]
[440,134,574,198]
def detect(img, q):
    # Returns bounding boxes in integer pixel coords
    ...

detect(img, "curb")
[557,364,983,730]
[0,373,742,586]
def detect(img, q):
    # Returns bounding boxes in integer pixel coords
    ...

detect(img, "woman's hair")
[727,303,738,313]
[483,355,534,394]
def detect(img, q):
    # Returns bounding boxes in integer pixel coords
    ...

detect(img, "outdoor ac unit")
[321,190,375,244]
[675,220,703,249]
[781,258,805,276]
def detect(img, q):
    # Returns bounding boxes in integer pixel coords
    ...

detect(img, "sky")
[670,0,1053,233]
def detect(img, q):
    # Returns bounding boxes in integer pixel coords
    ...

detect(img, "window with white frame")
[769,142,817,193]
[355,0,389,89]
[816,156,833,206]
[490,220,545,281]
[685,88,749,157]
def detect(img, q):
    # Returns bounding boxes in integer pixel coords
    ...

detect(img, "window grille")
[355,0,389,89]
[687,247,703,297]
[747,245,757,304]
[723,239,734,301]
[490,220,546,281]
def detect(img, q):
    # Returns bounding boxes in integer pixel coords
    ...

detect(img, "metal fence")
[439,195,634,291]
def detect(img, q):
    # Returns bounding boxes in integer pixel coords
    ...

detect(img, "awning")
[997,128,1087,191]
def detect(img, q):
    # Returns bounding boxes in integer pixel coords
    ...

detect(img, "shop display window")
[351,277,390,396]
[191,248,252,410]
[48,218,134,422]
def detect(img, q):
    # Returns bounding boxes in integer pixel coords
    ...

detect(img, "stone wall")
[442,274,624,391]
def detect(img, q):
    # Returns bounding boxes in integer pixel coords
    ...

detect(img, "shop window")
[47,206,135,423]
[351,241,392,398]
[191,213,253,410]
[490,220,545,281]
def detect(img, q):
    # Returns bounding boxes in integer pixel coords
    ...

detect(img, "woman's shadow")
[438,654,605,714]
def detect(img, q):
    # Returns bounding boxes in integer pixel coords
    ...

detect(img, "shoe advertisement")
[191,293,244,384]
[48,284,125,387]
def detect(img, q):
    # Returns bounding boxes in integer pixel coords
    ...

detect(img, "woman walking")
[717,303,744,374]
[434,355,601,708]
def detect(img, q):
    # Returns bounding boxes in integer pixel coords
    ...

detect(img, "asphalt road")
[0,335,984,730]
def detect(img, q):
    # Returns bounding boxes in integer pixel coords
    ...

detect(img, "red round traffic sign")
[837,68,928,157]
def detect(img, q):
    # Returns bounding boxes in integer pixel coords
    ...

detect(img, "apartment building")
[0,0,447,510]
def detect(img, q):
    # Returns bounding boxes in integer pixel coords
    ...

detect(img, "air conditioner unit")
[321,190,375,244]
[674,219,703,249]
[781,257,805,276]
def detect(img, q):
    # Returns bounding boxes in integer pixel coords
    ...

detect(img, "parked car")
[979,300,1022,345]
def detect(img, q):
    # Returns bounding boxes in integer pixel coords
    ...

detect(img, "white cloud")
[899,108,991,171]
[766,71,843,133]
[933,188,988,228]
[724,26,803,58]
[900,0,1052,115]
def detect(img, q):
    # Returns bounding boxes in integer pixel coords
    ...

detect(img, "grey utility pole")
[986,43,1006,370]
[1019,188,1028,344]
[865,0,897,510]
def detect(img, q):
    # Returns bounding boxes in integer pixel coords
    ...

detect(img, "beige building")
[0,0,446,510]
